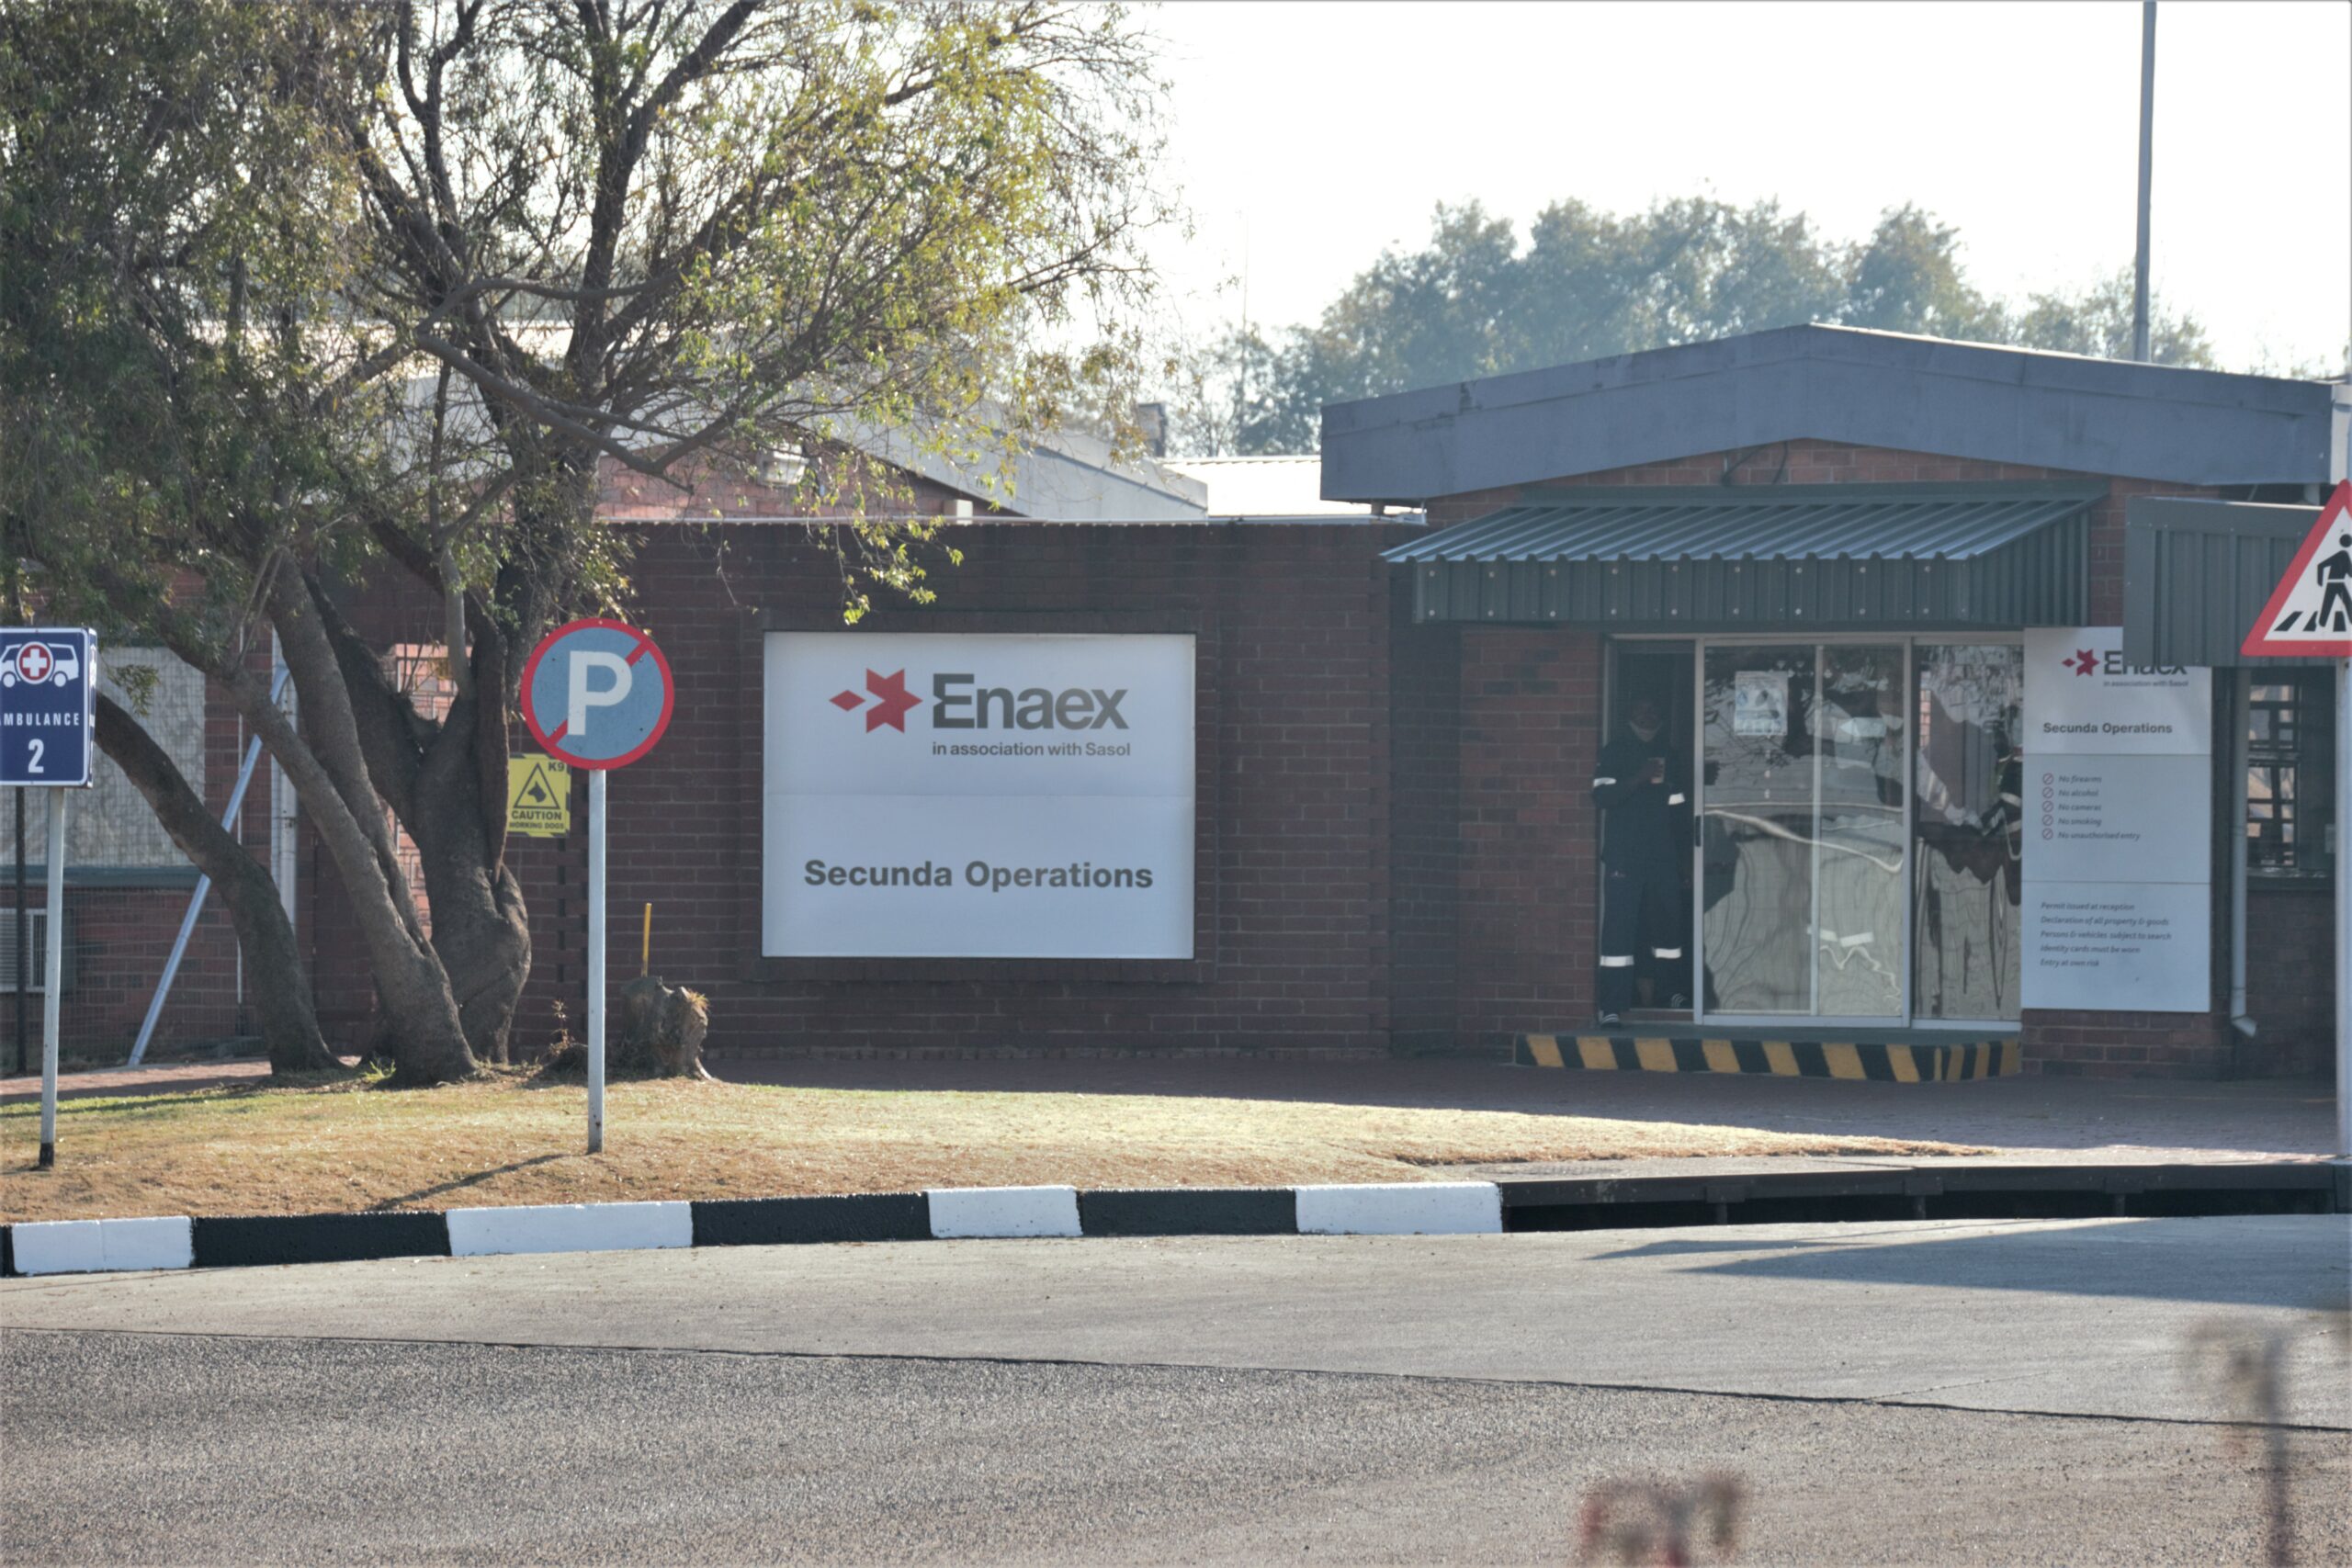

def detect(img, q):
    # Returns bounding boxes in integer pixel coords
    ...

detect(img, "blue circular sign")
[518,618,674,770]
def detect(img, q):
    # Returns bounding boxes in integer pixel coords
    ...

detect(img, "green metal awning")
[1385,480,2100,628]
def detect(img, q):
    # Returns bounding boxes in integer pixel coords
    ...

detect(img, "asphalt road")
[4,1216,2347,1564]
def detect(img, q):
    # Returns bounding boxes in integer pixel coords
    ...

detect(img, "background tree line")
[1170,197,2257,457]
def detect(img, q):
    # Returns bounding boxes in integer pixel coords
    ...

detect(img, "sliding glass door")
[1686,637,2024,1026]
[1696,641,1907,1023]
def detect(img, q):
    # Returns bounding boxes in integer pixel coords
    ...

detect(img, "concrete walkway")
[0,1057,303,1105]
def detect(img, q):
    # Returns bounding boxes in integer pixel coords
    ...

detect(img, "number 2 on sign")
[27,739,41,774]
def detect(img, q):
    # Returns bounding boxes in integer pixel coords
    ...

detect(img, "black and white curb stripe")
[0,1181,1502,1278]
[13,1164,2335,1277]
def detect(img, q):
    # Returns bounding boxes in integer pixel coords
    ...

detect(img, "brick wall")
[2244,884,2334,1077]
[2,884,248,1065]
[1451,626,1604,1049]
[1386,604,1461,1053]
[311,518,1411,1059]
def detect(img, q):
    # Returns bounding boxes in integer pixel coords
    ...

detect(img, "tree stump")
[616,975,712,1078]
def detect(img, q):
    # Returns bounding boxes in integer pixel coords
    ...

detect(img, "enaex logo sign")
[2064,649,2185,678]
[829,670,1130,733]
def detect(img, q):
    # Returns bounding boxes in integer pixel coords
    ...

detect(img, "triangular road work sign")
[2243,479,2352,658]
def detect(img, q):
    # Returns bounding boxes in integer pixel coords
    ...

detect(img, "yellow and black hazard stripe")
[1516,1033,2020,1081]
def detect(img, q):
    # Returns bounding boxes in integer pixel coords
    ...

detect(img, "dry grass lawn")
[1,1068,1975,1223]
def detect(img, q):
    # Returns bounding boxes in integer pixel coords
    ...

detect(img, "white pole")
[2336,657,2349,1157]
[587,767,606,1155]
[38,790,66,1168]
[129,666,292,1066]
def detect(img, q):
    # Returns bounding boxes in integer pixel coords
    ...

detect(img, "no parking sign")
[518,617,674,769]
[515,617,673,1154]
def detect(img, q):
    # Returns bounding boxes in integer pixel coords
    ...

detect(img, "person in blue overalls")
[1592,697,1690,1024]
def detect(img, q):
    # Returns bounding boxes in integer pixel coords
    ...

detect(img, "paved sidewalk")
[0,1057,308,1106]
[711,1055,2339,1170]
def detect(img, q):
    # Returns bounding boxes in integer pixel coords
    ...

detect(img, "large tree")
[3,0,1168,1083]
[1,0,357,1074]
[1178,197,2219,455]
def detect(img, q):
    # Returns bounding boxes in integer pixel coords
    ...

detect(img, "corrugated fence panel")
[2123,497,2326,669]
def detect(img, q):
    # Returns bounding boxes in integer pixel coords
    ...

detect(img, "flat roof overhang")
[1385,480,2098,630]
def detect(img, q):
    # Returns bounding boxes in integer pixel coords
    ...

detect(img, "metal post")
[13,786,24,1076]
[2337,659,2349,1157]
[2132,0,2156,363]
[129,666,291,1065]
[587,767,606,1155]
[2227,671,2256,1039]
[38,790,66,1168]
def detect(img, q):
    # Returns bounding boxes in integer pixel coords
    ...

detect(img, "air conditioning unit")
[0,908,69,993]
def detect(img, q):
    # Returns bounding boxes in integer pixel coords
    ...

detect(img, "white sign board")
[763,632,1194,958]
[2019,626,2211,1012]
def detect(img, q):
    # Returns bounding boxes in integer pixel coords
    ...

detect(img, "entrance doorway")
[1606,637,2025,1028]
[1699,642,1907,1021]
[1601,644,1696,1017]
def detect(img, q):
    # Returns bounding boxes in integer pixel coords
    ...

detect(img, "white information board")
[2020,626,2211,1012]
[763,632,1195,958]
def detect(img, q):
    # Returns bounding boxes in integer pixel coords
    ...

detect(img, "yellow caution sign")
[506,755,571,837]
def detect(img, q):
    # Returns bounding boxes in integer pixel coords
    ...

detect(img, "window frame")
[2245,671,2335,884]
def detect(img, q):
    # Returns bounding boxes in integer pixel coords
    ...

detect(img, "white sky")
[1145,0,2351,374]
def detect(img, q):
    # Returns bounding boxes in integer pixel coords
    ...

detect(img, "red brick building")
[35,327,2351,1080]
[1340,327,2346,1077]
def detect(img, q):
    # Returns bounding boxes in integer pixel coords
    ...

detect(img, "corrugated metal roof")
[2123,495,2329,668]
[1385,480,2099,628]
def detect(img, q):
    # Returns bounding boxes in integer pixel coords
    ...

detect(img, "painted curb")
[10,1214,194,1276]
[925,1185,1083,1239]
[6,1163,2331,1278]
[695,1193,931,1248]
[1295,1182,1504,1235]
[193,1212,450,1269]
[446,1200,693,1258]
[1078,1187,1297,1236]
[1517,1032,2020,1081]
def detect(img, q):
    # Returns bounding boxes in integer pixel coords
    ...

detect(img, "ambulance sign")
[2242,480,2352,658]
[0,627,96,787]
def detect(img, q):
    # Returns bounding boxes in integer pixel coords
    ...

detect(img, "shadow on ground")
[1593,1217,2352,1311]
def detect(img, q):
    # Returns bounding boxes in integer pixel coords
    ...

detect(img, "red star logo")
[2066,649,2098,677]
[863,668,919,731]
[826,667,924,732]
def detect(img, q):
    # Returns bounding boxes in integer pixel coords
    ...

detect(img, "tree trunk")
[250,574,477,1086]
[313,585,532,1064]
[410,725,532,1064]
[94,694,338,1076]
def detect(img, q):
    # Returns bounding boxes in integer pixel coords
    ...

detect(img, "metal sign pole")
[38,790,66,1168]
[587,767,606,1155]
[518,617,671,1157]
[13,786,24,1076]
[2338,658,2349,1157]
